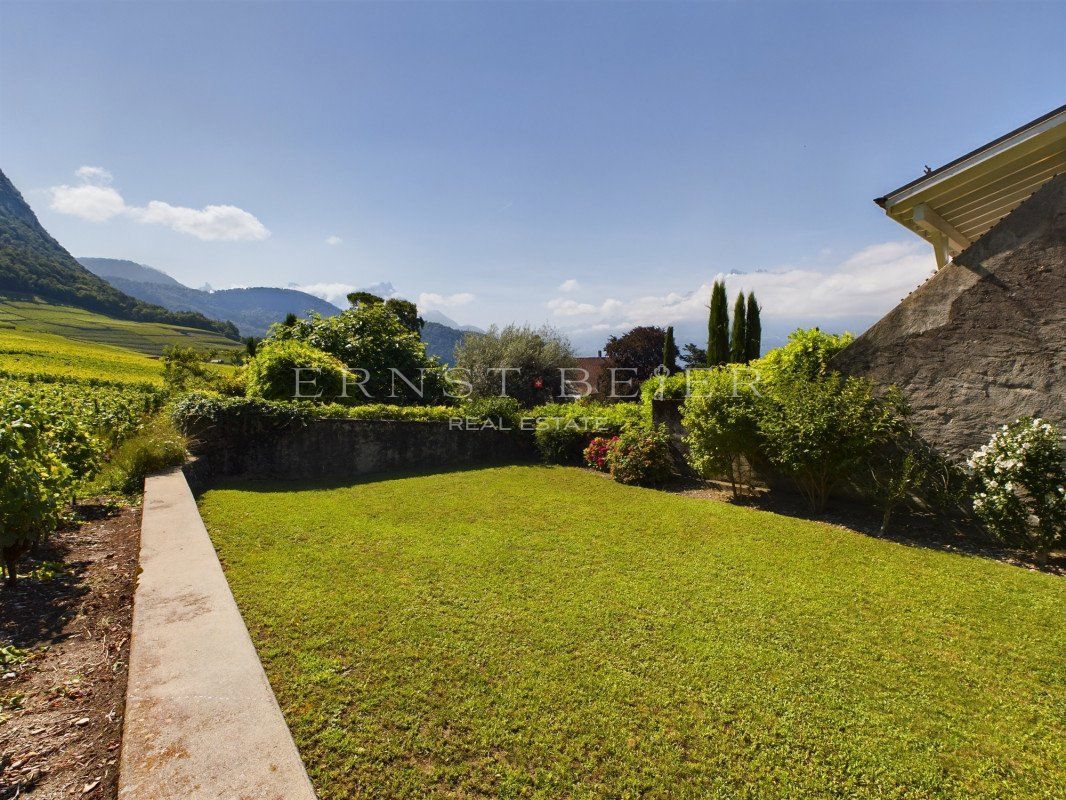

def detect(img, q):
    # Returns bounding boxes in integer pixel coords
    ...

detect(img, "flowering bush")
[968,418,1065,564]
[607,426,675,487]
[583,436,618,471]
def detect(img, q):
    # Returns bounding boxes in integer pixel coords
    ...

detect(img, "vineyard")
[0,327,165,386]
[0,298,242,356]
[0,376,167,582]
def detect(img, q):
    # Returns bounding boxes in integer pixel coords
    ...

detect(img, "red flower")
[532,377,545,389]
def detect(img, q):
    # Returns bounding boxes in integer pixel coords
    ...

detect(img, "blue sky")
[2,1,1063,352]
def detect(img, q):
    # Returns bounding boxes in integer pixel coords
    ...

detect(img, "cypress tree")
[662,325,678,372]
[706,281,729,367]
[744,292,761,362]
[729,292,747,363]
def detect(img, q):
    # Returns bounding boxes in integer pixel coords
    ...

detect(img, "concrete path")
[119,468,317,800]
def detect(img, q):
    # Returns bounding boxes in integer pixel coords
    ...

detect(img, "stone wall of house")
[834,172,1066,461]
[185,418,537,485]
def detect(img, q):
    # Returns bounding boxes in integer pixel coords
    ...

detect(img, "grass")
[199,466,1065,800]
[0,297,241,356]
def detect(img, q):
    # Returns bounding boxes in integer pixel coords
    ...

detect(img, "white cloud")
[129,200,269,241]
[418,292,476,311]
[48,167,270,242]
[325,235,342,246]
[74,165,113,185]
[295,282,358,306]
[547,240,935,327]
[49,183,126,222]
[546,297,623,317]
[558,278,580,293]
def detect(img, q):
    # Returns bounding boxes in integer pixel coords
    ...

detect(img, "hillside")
[85,272,344,338]
[78,256,185,287]
[0,297,241,357]
[79,255,472,358]
[422,320,468,363]
[0,169,238,339]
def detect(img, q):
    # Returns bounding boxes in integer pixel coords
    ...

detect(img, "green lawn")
[199,467,1065,800]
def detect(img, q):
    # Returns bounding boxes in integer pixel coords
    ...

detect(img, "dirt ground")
[0,503,140,800]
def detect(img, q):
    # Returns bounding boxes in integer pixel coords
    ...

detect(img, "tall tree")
[662,325,678,372]
[680,343,707,369]
[744,292,762,362]
[706,281,729,367]
[729,292,747,363]
[600,325,668,398]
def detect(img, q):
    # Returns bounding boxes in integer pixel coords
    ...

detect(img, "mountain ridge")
[0,168,240,339]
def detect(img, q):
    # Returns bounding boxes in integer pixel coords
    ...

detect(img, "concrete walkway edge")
[119,468,317,800]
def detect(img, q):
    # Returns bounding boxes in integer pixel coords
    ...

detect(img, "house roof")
[874,105,1066,264]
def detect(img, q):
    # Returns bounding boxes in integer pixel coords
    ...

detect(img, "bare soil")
[0,503,140,799]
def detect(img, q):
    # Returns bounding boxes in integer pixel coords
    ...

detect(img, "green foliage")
[384,298,423,333]
[707,280,729,366]
[245,339,348,402]
[680,342,707,369]
[682,368,762,498]
[459,396,522,429]
[171,391,311,441]
[729,292,747,363]
[454,323,576,407]
[346,291,384,308]
[607,425,675,487]
[172,391,458,436]
[968,418,1066,563]
[744,292,761,362]
[601,326,668,398]
[758,374,903,512]
[529,401,643,464]
[753,327,853,385]
[0,393,71,584]
[662,325,678,372]
[267,303,444,405]
[97,416,188,495]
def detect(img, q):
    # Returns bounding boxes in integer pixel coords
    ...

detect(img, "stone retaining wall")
[189,418,537,482]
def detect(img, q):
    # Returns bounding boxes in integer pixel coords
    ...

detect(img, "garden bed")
[0,503,140,800]
[199,466,1065,799]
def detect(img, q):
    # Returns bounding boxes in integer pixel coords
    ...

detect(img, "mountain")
[81,255,475,353]
[422,309,483,333]
[79,256,185,287]
[0,169,239,339]
[422,321,470,364]
[88,271,344,338]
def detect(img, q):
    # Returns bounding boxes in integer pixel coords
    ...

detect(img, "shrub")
[246,339,348,402]
[0,394,71,585]
[607,426,676,487]
[681,368,762,498]
[968,418,1065,564]
[268,302,445,404]
[583,436,617,471]
[529,401,643,464]
[162,345,214,393]
[757,374,902,512]
[454,324,576,407]
[171,391,311,442]
[460,396,522,429]
[100,416,188,494]
[752,327,853,385]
